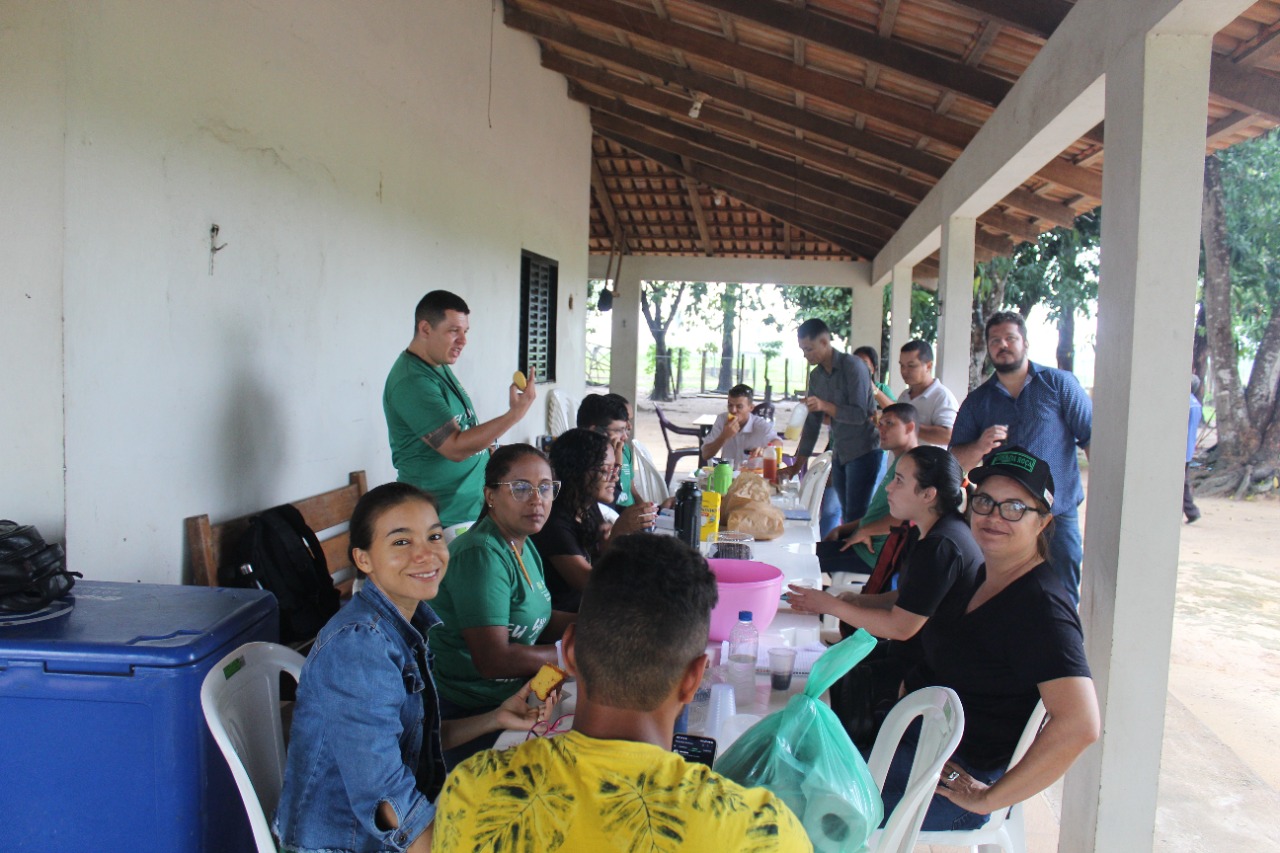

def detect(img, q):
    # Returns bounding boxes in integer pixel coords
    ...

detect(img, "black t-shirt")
[529,504,597,613]
[908,562,1091,771]
[888,512,983,667]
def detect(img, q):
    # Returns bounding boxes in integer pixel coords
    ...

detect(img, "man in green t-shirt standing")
[383,290,537,526]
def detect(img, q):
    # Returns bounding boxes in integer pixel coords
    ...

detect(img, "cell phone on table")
[672,733,717,767]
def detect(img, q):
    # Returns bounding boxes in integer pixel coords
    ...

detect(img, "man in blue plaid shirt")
[950,312,1092,606]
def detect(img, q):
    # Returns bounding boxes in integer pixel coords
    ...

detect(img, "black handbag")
[0,520,81,613]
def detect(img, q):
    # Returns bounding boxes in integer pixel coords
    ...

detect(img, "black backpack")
[0,520,81,613]
[224,504,340,645]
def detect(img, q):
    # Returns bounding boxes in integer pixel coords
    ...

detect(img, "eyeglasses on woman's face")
[492,480,561,503]
[970,492,1045,522]
[593,463,622,478]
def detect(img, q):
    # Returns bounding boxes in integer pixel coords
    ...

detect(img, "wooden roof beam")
[579,91,913,222]
[1206,109,1261,144]
[590,158,626,253]
[691,0,1014,106]
[596,128,882,257]
[545,47,944,190]
[679,156,715,256]
[527,0,979,148]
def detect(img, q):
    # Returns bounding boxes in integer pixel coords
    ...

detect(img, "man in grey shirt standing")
[781,318,883,523]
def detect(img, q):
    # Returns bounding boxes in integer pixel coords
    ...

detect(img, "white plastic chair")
[547,389,575,437]
[865,687,966,853]
[797,450,833,531]
[201,641,306,853]
[913,700,1049,853]
[630,440,672,503]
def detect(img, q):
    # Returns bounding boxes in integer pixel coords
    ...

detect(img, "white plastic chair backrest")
[630,440,672,503]
[798,450,832,525]
[911,698,1048,851]
[982,699,1049,831]
[866,687,966,853]
[201,641,306,853]
[547,389,575,437]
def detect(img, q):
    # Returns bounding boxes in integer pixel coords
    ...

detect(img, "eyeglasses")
[970,493,1045,522]
[491,480,561,502]
[526,713,575,741]
[604,426,630,439]
[594,463,622,477]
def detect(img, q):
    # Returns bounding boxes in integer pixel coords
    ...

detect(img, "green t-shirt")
[428,515,553,711]
[383,351,488,526]
[875,381,895,408]
[616,443,635,507]
[853,457,896,569]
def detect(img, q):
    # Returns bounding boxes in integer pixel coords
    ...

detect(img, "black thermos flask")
[674,479,702,550]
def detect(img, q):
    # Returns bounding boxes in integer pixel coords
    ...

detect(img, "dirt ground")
[625,391,1280,848]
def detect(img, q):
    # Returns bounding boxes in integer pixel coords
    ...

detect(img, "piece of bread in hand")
[530,663,568,701]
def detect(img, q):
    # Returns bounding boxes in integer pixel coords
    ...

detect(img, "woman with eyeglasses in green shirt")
[428,444,576,766]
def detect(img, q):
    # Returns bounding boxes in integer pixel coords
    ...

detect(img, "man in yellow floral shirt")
[433,535,812,852]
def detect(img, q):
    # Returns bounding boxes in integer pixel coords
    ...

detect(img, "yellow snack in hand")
[513,370,528,390]
[531,663,568,701]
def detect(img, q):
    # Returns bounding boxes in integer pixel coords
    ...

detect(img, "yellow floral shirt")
[434,730,813,852]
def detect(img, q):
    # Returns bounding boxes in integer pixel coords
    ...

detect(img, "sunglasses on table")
[970,493,1046,522]
[492,480,562,502]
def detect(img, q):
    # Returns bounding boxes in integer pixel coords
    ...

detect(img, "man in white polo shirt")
[896,340,959,447]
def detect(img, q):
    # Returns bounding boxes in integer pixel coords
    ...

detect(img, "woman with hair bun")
[787,445,983,646]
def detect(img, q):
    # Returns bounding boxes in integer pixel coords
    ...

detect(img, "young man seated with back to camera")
[431,534,813,852]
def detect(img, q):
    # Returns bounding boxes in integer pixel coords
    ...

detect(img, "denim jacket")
[274,582,446,853]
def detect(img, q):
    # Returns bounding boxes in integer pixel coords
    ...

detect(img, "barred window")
[519,251,558,384]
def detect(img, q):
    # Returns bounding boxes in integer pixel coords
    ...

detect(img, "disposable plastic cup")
[706,683,737,739]
[768,647,798,691]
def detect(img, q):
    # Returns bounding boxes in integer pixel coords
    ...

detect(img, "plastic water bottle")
[727,610,759,683]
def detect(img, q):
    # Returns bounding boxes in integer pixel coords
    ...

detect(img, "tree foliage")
[641,280,708,400]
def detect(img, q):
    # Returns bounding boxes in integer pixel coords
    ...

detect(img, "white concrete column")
[608,265,643,400]
[888,263,913,392]
[848,280,885,357]
[935,217,975,397]
[1060,31,1213,853]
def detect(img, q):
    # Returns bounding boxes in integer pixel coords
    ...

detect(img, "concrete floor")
[626,392,1280,851]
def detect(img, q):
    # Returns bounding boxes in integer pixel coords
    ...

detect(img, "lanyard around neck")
[508,539,533,588]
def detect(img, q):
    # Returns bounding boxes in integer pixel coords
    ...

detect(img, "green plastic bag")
[714,630,883,853]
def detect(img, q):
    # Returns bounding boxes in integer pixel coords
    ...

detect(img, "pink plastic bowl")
[707,559,785,642]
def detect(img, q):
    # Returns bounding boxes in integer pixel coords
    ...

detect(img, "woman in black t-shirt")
[787,445,982,646]
[881,446,1100,832]
[532,429,654,611]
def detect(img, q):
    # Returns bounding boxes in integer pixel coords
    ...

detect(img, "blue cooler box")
[0,581,278,852]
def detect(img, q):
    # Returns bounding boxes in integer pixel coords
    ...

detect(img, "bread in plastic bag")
[714,630,883,853]
[726,502,786,540]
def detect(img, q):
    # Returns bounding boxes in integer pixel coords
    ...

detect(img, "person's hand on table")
[839,526,875,553]
[777,463,802,482]
[613,501,657,536]
[785,583,840,616]
[935,761,993,815]
[493,681,556,731]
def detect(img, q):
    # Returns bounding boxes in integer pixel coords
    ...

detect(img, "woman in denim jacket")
[275,483,552,853]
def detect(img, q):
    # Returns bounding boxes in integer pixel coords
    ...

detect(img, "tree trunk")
[1201,157,1253,463]
[1056,307,1075,373]
[970,270,1007,391]
[641,282,686,402]
[717,284,738,392]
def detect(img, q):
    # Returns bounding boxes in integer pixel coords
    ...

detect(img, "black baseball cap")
[969,446,1055,509]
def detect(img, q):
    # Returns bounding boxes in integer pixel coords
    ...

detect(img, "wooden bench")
[185,471,369,596]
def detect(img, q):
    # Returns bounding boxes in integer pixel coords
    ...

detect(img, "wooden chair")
[186,471,369,597]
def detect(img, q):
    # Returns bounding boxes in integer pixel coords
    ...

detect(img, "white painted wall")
[3,0,591,584]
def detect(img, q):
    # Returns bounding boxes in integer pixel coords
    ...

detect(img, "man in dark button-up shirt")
[783,318,884,525]
[951,311,1092,606]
